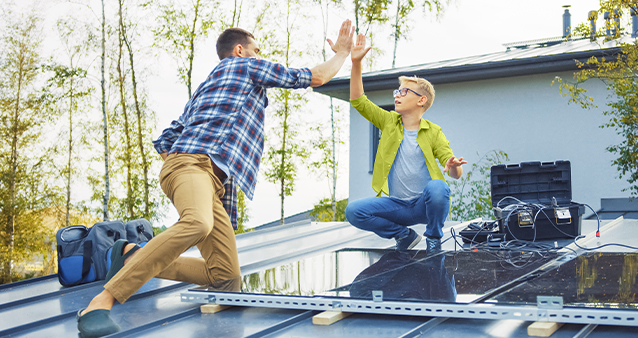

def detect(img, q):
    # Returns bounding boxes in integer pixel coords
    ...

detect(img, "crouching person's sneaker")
[395,228,422,251]
[425,237,442,252]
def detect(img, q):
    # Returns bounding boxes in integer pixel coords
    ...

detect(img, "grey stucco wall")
[349,71,627,214]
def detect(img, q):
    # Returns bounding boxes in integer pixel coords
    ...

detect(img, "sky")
[10,0,607,228]
[394,0,603,67]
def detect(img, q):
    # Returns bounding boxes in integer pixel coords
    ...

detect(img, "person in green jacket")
[345,34,466,251]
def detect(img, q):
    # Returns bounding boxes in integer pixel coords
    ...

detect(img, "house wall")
[349,71,626,214]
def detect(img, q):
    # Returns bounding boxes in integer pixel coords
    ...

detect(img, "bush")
[448,150,509,221]
[310,198,348,222]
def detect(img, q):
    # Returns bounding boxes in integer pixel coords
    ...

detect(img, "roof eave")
[314,48,621,101]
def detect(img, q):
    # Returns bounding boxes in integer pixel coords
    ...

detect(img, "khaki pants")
[105,153,241,303]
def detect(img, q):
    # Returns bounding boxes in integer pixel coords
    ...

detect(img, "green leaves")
[0,10,57,284]
[147,0,221,98]
[555,2,638,197]
[448,150,509,222]
[260,0,313,224]
[310,197,347,222]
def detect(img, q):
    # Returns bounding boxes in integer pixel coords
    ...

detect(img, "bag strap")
[82,240,93,280]
[137,224,149,242]
[107,229,122,241]
[60,240,94,287]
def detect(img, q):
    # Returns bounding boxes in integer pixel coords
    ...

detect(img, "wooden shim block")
[312,311,352,326]
[527,322,564,337]
[200,304,231,314]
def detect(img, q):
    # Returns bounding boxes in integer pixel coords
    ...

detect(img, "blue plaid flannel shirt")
[153,57,312,229]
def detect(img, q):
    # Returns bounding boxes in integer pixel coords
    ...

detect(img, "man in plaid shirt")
[77,21,355,338]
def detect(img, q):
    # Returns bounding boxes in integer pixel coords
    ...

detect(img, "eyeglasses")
[393,88,423,97]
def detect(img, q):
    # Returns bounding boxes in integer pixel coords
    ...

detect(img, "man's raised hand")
[351,34,371,63]
[327,19,354,55]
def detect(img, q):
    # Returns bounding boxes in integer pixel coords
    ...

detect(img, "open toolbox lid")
[490,160,572,207]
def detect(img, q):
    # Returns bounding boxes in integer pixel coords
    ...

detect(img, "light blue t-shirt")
[210,153,230,184]
[388,128,431,200]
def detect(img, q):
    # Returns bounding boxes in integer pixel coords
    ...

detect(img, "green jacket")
[351,95,455,196]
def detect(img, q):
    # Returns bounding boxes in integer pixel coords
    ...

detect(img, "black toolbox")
[459,220,505,244]
[490,160,584,241]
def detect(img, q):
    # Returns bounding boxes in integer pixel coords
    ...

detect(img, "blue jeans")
[345,179,450,240]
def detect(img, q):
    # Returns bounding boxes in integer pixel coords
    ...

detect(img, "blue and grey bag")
[56,221,126,286]
[105,218,155,273]
[125,218,154,247]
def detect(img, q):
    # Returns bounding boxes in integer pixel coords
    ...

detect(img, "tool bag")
[105,218,155,275]
[56,221,126,286]
[125,218,154,247]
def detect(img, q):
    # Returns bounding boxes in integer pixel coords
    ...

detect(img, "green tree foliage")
[554,1,638,196]
[115,0,136,220]
[261,0,311,225]
[308,123,345,220]
[99,0,111,221]
[234,188,253,234]
[0,10,58,284]
[144,0,220,99]
[310,198,348,222]
[45,17,93,229]
[448,150,509,221]
[114,0,166,222]
[390,0,449,68]
[221,0,244,29]
[354,0,391,35]
[68,0,167,223]
[314,0,348,221]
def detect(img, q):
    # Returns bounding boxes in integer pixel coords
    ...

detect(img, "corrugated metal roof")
[2,217,638,337]
[314,37,632,101]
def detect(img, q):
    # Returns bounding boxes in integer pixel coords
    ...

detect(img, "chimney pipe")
[632,7,638,38]
[588,10,598,41]
[614,9,621,37]
[563,5,572,39]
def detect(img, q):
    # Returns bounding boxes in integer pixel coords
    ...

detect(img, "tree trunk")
[5,49,24,284]
[279,98,288,225]
[392,0,400,69]
[330,97,337,221]
[118,0,134,219]
[321,1,338,221]
[354,0,360,34]
[231,0,243,26]
[187,0,201,99]
[279,14,293,226]
[123,35,150,219]
[66,75,73,227]
[101,0,110,221]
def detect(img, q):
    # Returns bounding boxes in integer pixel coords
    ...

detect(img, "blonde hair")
[398,76,435,112]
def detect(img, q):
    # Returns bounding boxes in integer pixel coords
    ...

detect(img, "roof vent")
[631,7,638,38]
[588,10,598,41]
[604,9,621,38]
[563,5,572,39]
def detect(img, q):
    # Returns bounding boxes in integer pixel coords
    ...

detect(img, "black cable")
[573,235,638,251]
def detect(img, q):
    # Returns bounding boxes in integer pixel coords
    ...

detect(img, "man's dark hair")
[216,28,255,60]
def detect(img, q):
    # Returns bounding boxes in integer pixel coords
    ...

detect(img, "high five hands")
[351,33,372,62]
[327,20,355,55]
[327,23,371,62]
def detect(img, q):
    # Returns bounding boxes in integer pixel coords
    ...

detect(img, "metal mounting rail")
[181,291,638,327]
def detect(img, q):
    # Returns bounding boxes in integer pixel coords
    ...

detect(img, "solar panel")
[192,249,559,305]
[488,252,638,309]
